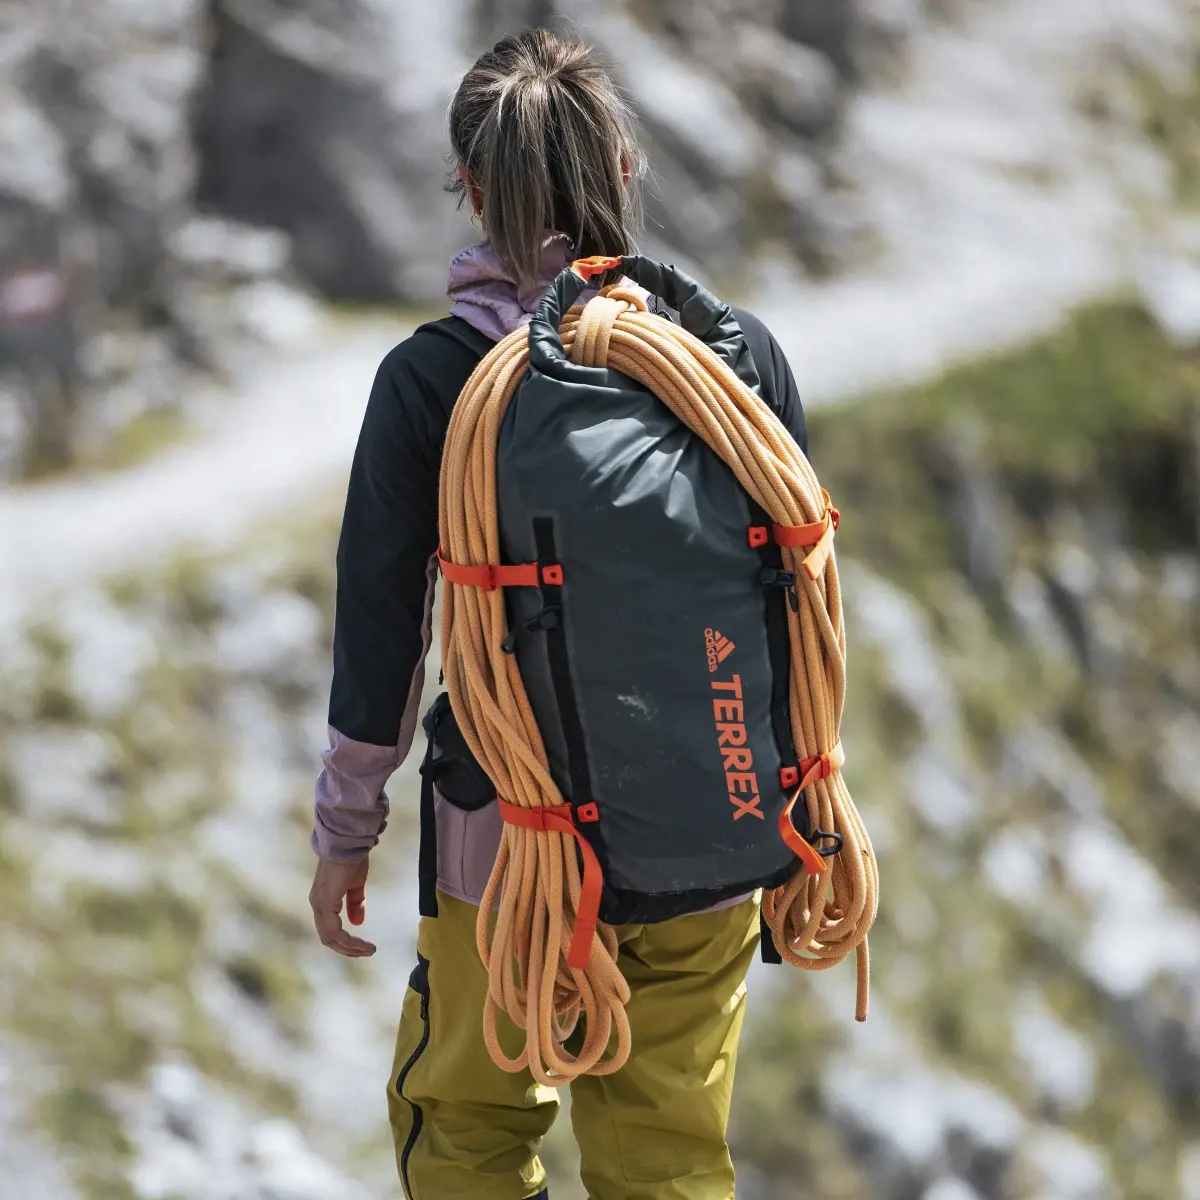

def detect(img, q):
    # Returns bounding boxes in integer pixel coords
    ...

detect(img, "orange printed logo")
[704,627,736,673]
[704,630,763,821]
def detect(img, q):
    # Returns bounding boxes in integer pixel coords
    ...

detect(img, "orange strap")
[779,741,846,875]
[437,550,563,592]
[498,799,603,969]
[772,489,840,549]
[572,255,623,281]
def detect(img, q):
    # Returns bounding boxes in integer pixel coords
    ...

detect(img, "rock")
[781,0,861,76]
[0,90,72,211]
[250,1118,371,1200]
[924,1181,984,1200]
[0,0,891,476]
[1011,988,1097,1113]
[169,218,291,280]
[191,0,465,302]
[940,413,1014,592]
[0,0,209,475]
[1015,1129,1113,1200]
[585,4,764,185]
[783,0,925,80]
[0,1042,80,1200]
[733,24,842,138]
[1182,1144,1200,1200]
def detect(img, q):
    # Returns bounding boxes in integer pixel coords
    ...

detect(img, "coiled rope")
[438,276,878,1084]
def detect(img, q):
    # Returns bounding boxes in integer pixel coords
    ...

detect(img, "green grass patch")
[1134,61,1200,208]
[88,406,189,474]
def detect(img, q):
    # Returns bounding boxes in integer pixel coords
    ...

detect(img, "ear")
[620,155,632,187]
[457,162,484,218]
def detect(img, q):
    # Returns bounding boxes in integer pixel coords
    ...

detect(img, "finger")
[346,884,366,926]
[314,906,376,957]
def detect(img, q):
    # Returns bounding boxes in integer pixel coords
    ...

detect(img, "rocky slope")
[5,0,1200,1196]
[3,299,1199,1198]
[0,0,884,479]
[731,302,1200,1200]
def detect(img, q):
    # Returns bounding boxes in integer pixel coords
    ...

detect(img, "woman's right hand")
[309,855,377,957]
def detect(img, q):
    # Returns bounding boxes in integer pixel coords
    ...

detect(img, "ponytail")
[448,30,645,290]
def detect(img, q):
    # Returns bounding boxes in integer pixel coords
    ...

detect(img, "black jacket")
[329,307,807,747]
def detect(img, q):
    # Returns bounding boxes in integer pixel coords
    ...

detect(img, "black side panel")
[416,758,438,918]
[748,500,803,809]
[531,518,594,810]
[421,693,496,812]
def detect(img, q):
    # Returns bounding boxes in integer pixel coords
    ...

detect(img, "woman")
[309,28,808,1200]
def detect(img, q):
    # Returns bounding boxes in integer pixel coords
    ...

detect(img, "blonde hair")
[448,29,646,290]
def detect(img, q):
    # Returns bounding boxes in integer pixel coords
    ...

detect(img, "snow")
[1020,1127,1112,1200]
[0,1042,80,1200]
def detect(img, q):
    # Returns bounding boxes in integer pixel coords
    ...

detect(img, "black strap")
[531,517,594,806]
[753,498,801,967]
[759,911,783,964]
[749,500,800,797]
[417,740,439,918]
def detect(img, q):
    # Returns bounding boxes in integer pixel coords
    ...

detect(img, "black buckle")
[761,568,800,612]
[808,829,843,857]
[522,606,560,633]
[760,567,796,588]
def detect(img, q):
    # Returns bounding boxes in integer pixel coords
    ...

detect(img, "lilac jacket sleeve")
[311,553,438,862]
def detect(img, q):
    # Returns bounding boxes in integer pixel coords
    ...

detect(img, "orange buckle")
[572,255,623,281]
[542,564,564,586]
[748,526,769,548]
[576,802,600,823]
[779,765,799,789]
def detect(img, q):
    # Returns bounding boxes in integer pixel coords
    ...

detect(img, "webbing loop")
[497,799,602,970]
[437,550,563,591]
[778,741,846,875]
[771,489,840,586]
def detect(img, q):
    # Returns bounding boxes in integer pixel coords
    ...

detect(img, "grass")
[90,407,189,474]
[1134,60,1200,209]
[812,302,1200,595]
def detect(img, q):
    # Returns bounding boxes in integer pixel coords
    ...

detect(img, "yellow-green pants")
[387,890,761,1200]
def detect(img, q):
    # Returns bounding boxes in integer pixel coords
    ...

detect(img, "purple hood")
[448,233,580,341]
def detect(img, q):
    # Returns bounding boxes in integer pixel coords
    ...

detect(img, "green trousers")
[387,889,761,1200]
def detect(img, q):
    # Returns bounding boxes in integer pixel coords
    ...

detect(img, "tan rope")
[438,284,878,1084]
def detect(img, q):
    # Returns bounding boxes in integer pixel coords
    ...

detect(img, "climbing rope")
[438,267,878,1084]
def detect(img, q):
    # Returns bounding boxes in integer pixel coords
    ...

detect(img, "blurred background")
[1,0,1200,1196]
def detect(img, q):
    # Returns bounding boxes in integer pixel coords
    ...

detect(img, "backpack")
[433,256,875,1080]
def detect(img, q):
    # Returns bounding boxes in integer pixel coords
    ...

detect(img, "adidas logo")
[704,627,736,673]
